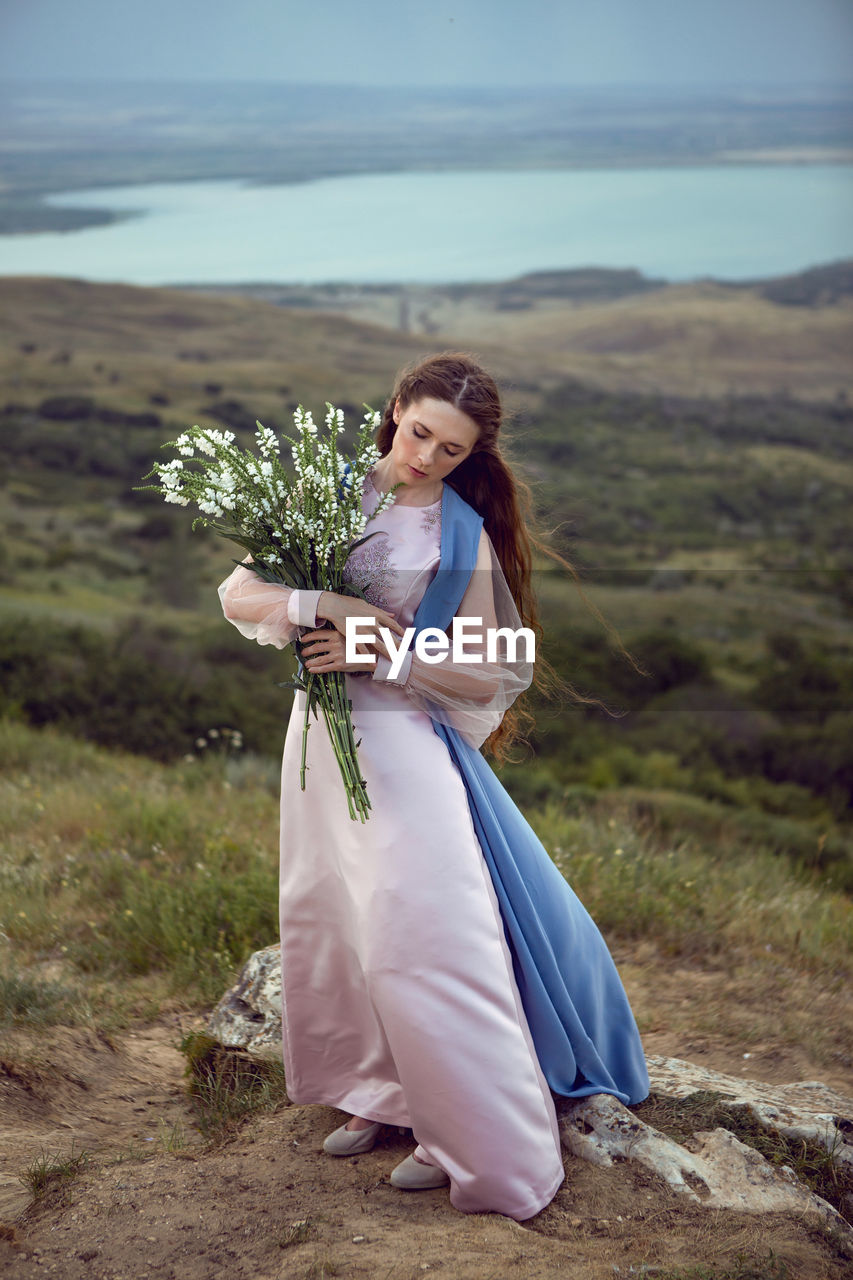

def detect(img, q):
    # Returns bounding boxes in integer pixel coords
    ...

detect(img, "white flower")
[256,422,281,456]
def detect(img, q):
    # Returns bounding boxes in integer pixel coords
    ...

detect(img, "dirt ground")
[1,970,852,1280]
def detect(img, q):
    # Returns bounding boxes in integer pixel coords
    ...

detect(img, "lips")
[408,464,427,478]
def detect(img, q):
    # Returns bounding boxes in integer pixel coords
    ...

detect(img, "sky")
[0,0,851,88]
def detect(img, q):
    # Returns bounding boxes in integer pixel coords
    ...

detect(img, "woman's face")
[389,396,479,496]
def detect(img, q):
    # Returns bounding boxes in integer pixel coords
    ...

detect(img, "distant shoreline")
[1,148,851,239]
[2,163,851,289]
[3,77,851,236]
[178,260,853,313]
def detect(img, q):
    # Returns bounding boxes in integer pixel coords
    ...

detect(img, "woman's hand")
[300,593,403,673]
[300,626,383,674]
[315,591,405,641]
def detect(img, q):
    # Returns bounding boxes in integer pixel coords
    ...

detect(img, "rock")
[646,1054,853,1170]
[208,944,282,1059]
[557,1092,850,1235]
[211,946,852,1235]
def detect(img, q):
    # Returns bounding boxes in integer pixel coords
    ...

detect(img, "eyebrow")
[414,420,466,450]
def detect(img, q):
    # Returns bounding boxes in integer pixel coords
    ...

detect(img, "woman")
[218,352,649,1220]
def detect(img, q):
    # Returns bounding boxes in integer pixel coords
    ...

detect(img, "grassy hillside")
[1,277,850,892]
[202,270,853,401]
[2,719,850,1060]
[2,714,850,1277]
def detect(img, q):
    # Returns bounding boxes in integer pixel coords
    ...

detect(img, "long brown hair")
[377,351,646,760]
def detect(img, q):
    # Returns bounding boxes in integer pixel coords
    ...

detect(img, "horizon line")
[2,76,852,96]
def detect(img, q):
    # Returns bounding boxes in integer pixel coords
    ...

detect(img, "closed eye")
[413,426,462,456]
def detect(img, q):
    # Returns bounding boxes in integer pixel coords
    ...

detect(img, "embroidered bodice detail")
[338,469,443,623]
[342,530,394,612]
[421,503,442,536]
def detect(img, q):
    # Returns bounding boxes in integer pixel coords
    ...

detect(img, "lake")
[2,164,852,286]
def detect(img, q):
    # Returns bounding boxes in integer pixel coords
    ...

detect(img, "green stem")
[330,675,369,820]
[299,672,314,790]
[302,671,369,821]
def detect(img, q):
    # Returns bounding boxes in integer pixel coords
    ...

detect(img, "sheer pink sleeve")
[372,529,533,748]
[218,559,322,651]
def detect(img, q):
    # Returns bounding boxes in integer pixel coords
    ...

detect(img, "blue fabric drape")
[411,483,649,1105]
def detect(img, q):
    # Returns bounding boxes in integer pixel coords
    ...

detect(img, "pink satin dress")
[219,476,565,1219]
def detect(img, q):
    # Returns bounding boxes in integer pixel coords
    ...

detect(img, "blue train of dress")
[412,482,649,1106]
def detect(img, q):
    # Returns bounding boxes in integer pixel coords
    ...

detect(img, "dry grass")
[180,279,853,402]
[0,276,423,412]
[18,1143,91,1203]
[3,277,851,429]
[1,719,850,1091]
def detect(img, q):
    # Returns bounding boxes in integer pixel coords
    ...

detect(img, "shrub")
[0,614,292,761]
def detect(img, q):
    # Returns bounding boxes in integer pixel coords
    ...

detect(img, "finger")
[360,615,403,639]
[373,636,392,660]
[376,612,405,636]
[350,601,404,636]
[304,642,332,659]
[301,643,326,659]
[306,657,332,671]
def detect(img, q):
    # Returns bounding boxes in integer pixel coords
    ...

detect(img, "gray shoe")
[389,1154,450,1190]
[323,1120,382,1156]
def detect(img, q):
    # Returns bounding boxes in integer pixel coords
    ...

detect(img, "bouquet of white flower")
[138,404,396,821]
